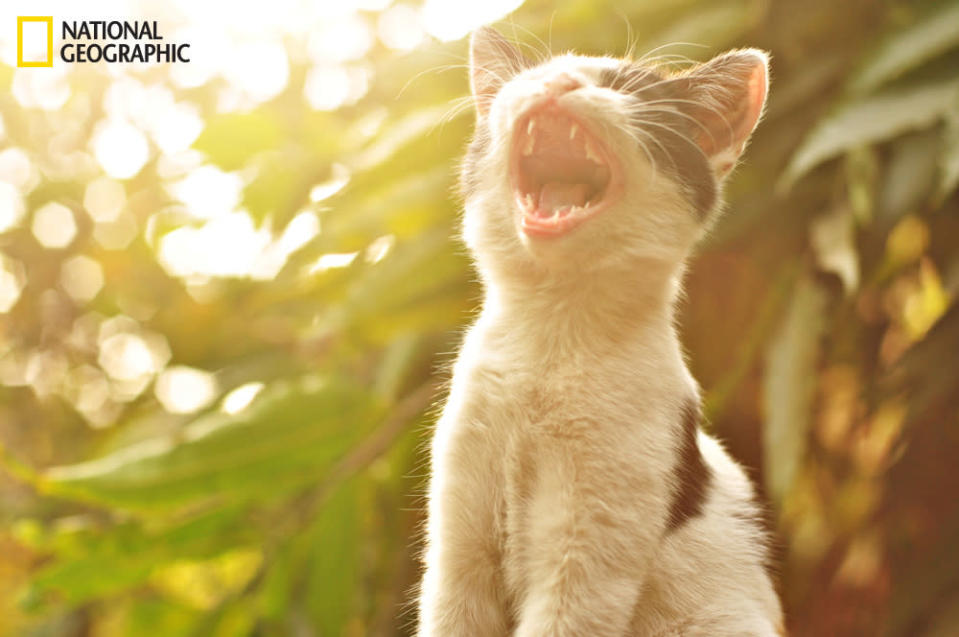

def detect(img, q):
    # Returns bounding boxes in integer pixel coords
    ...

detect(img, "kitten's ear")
[470,26,526,117]
[679,49,769,176]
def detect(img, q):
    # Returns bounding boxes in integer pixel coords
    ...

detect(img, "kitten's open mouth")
[511,104,619,237]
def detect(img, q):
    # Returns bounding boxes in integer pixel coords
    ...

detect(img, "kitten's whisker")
[625,123,671,176]
[614,10,637,61]
[503,19,550,66]
[634,98,736,146]
[431,96,477,134]
[632,104,718,145]
[548,10,558,54]
[635,42,708,67]
[397,58,514,102]
[631,116,698,148]
[612,73,686,97]
[636,53,700,70]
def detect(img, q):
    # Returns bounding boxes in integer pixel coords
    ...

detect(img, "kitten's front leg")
[417,415,510,637]
[513,442,665,637]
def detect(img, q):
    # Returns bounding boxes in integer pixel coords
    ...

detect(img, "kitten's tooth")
[524,194,534,209]
[569,123,579,140]
[523,135,534,156]
[585,140,602,164]
[527,118,536,135]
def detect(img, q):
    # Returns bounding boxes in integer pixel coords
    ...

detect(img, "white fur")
[417,44,783,637]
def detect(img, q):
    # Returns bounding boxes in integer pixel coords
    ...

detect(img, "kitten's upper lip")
[510,99,622,238]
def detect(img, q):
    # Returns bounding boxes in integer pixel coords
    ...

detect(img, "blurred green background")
[1,0,958,635]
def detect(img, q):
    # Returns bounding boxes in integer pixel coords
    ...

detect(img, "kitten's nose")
[544,73,581,96]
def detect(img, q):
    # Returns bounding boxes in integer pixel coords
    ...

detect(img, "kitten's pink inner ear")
[695,52,768,174]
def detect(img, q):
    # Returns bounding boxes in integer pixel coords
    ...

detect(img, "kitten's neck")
[480,259,685,360]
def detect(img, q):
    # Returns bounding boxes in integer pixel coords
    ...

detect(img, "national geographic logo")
[16,17,191,67]
[17,17,53,67]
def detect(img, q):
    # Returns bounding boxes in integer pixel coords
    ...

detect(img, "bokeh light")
[60,256,105,303]
[0,148,39,193]
[0,182,26,233]
[0,254,25,313]
[31,202,78,249]
[83,177,127,223]
[12,66,71,111]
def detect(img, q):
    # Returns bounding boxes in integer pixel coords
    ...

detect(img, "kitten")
[417,26,784,636]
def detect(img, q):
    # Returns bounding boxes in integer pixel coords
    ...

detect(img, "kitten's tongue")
[537,181,589,216]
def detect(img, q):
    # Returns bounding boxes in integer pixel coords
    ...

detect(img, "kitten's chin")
[510,102,623,238]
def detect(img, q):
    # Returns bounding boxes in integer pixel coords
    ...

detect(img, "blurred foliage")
[1,0,958,635]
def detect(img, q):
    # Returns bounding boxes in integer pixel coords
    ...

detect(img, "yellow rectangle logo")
[17,16,54,67]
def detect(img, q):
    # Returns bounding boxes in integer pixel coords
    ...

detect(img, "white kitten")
[417,26,784,636]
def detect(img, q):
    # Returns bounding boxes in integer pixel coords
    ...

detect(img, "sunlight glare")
[155,366,218,414]
[168,165,243,220]
[421,0,524,41]
[309,251,359,274]
[309,13,373,62]
[158,211,272,278]
[221,381,265,415]
[378,4,425,51]
[310,164,351,202]
[224,41,290,104]
[92,120,150,180]
[304,65,352,111]
[365,234,395,264]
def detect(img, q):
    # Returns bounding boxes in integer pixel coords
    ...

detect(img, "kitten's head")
[461,26,768,283]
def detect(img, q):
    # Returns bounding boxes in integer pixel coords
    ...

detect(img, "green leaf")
[878,129,941,221]
[939,103,959,201]
[849,0,959,94]
[22,506,251,607]
[646,0,761,52]
[41,378,383,510]
[123,599,202,637]
[783,78,959,185]
[306,478,360,636]
[810,205,859,294]
[349,104,459,173]
[243,148,314,223]
[194,111,283,171]
[762,274,828,504]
